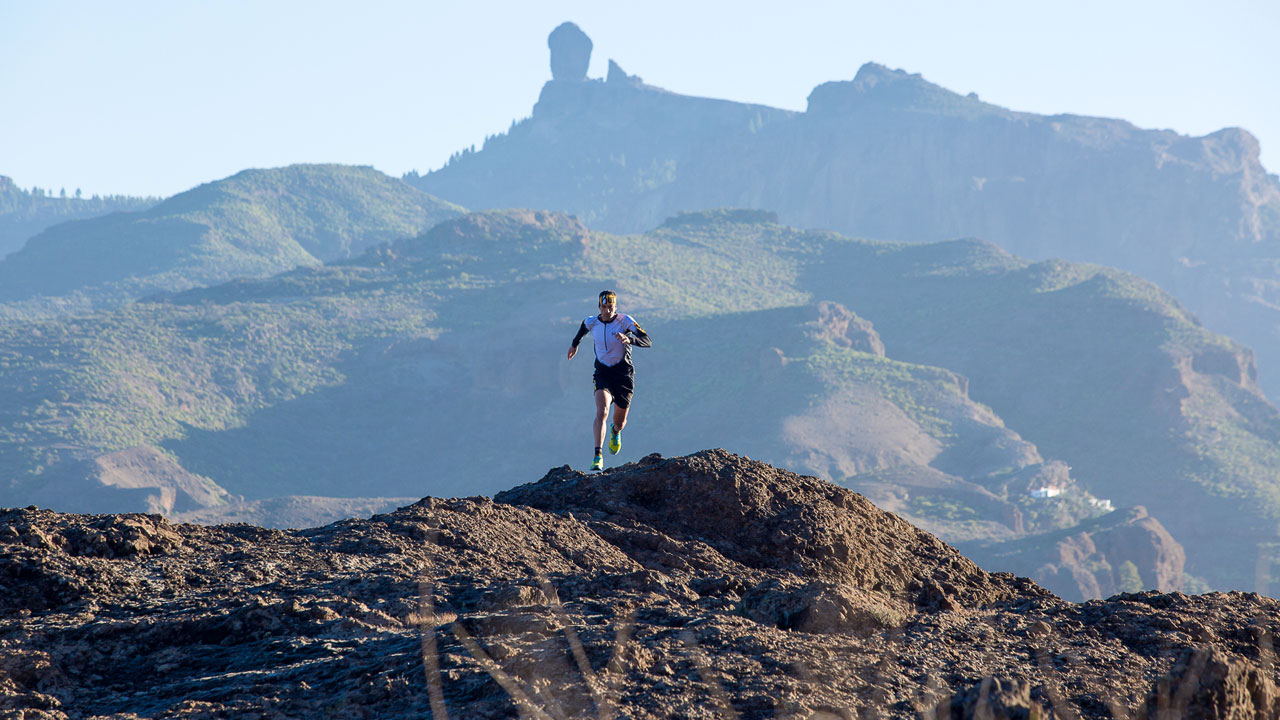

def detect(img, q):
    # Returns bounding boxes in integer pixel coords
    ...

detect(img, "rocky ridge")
[2,450,1277,718]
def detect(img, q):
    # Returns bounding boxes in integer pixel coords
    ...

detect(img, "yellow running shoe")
[590,453,604,471]
[608,424,622,455]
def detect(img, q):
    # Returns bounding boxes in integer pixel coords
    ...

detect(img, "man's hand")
[615,332,630,345]
[567,345,578,360]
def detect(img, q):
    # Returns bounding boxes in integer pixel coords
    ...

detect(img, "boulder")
[935,677,1047,719]
[1143,647,1277,720]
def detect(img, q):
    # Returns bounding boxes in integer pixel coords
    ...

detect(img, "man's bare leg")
[611,404,630,435]
[594,389,613,451]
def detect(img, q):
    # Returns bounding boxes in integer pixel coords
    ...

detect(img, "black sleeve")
[627,324,651,348]
[571,321,589,348]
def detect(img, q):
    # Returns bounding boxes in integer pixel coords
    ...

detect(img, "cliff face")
[2,451,1277,718]
[416,74,794,234]
[416,35,1280,403]
[688,66,1280,403]
[964,506,1188,602]
[736,64,1280,268]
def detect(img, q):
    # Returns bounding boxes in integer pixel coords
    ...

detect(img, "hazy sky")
[3,1,1276,198]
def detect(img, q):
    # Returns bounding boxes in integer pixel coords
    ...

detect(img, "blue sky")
[2,0,1276,198]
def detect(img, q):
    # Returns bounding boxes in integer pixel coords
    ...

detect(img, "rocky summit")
[2,450,1278,718]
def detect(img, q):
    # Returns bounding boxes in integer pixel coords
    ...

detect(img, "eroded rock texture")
[2,450,1277,718]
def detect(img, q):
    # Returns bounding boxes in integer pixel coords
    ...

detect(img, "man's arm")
[568,321,589,359]
[625,318,651,348]
[570,321,589,348]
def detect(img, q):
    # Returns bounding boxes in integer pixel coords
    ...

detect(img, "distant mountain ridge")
[413,27,1280,403]
[0,174,157,258]
[0,164,463,313]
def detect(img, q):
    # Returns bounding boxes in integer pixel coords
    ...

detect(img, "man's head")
[599,290,617,311]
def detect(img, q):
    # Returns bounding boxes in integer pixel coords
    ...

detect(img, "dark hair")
[599,290,617,304]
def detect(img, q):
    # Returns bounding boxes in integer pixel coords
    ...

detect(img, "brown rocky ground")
[2,449,1277,719]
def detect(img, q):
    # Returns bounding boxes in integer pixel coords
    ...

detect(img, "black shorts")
[593,360,635,408]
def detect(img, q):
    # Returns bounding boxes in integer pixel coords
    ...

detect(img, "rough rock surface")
[2,450,1278,718]
[1141,646,1278,719]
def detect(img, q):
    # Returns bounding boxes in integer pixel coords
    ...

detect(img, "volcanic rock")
[935,677,1047,719]
[1142,646,1278,719]
[494,450,1028,610]
[1,450,1278,718]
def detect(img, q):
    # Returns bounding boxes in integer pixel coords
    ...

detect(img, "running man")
[568,290,651,471]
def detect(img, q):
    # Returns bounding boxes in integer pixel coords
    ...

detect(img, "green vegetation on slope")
[0,293,439,486]
[0,165,463,311]
[0,174,158,258]
[784,227,1280,589]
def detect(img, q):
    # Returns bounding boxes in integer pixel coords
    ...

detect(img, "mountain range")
[412,26,1280,407]
[0,197,1274,595]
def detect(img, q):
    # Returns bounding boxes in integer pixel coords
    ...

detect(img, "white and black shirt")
[571,314,651,367]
